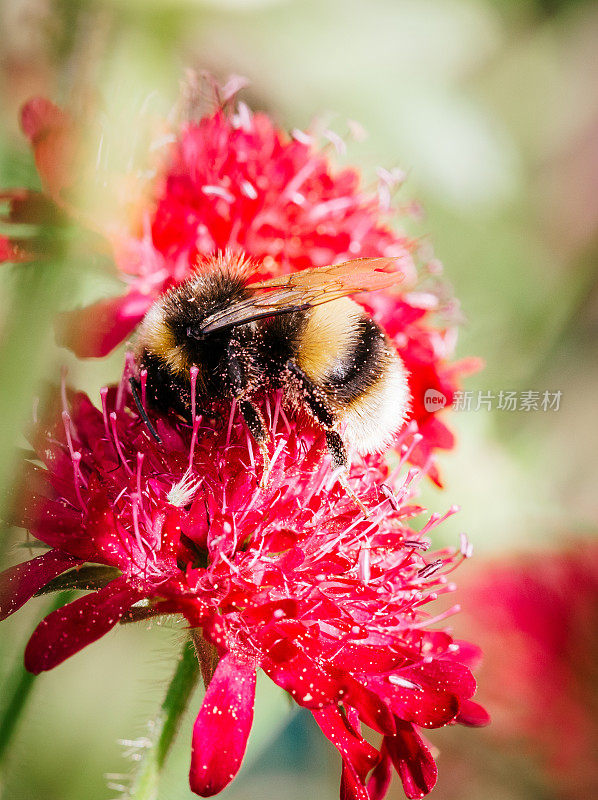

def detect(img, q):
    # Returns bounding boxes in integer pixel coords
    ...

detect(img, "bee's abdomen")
[322,316,386,402]
[338,349,410,454]
[297,299,409,454]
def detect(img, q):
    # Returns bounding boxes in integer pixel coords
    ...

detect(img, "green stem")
[127,638,200,800]
[0,662,35,767]
[0,591,74,767]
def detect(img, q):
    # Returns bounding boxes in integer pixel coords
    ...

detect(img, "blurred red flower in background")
[458,543,598,799]
[0,94,479,484]
[0,374,487,799]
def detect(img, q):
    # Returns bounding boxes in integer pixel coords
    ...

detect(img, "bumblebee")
[135,252,409,477]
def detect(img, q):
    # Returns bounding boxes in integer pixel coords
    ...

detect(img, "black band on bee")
[322,316,385,401]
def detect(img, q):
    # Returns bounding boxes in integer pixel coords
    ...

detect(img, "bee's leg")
[226,347,272,486]
[285,360,336,430]
[325,430,369,516]
[129,377,162,444]
[325,430,348,470]
[238,400,271,487]
[285,361,368,516]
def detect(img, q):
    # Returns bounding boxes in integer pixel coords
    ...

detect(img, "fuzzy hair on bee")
[134,251,410,482]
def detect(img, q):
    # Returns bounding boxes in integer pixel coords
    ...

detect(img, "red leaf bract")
[24,577,139,673]
[20,97,74,199]
[314,706,379,800]
[55,291,152,358]
[189,653,257,797]
[0,550,80,621]
[456,699,491,727]
[367,746,393,800]
[384,721,438,799]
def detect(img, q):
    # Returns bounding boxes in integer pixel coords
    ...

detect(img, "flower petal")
[365,661,467,729]
[384,721,437,800]
[0,234,29,264]
[189,652,256,797]
[385,680,459,729]
[55,291,152,358]
[455,699,490,727]
[445,639,483,669]
[0,550,80,621]
[367,744,393,800]
[341,761,369,800]
[21,97,67,145]
[262,644,340,709]
[19,492,93,559]
[313,706,379,800]
[332,643,404,674]
[337,671,395,735]
[402,659,477,701]
[20,97,75,200]
[24,577,138,673]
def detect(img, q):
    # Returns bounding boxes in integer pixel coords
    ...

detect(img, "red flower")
[459,544,598,800]
[0,94,479,481]
[0,371,487,799]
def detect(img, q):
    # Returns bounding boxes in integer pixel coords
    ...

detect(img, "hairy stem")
[127,638,200,800]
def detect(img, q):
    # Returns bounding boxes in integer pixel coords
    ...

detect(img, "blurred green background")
[0,1,597,799]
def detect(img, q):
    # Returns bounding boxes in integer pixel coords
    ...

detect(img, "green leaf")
[34,565,122,595]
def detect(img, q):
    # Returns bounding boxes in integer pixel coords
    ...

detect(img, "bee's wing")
[199,257,403,333]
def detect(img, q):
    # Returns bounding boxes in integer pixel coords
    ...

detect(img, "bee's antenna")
[128,378,162,444]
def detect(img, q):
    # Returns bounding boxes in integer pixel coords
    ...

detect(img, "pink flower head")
[0,370,487,800]
[0,92,480,483]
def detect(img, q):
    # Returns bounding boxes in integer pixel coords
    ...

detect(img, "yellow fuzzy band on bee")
[296,298,362,382]
[137,304,192,377]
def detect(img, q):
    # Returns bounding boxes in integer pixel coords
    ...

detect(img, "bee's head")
[136,270,248,382]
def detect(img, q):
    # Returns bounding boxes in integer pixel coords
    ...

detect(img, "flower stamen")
[110,412,133,476]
